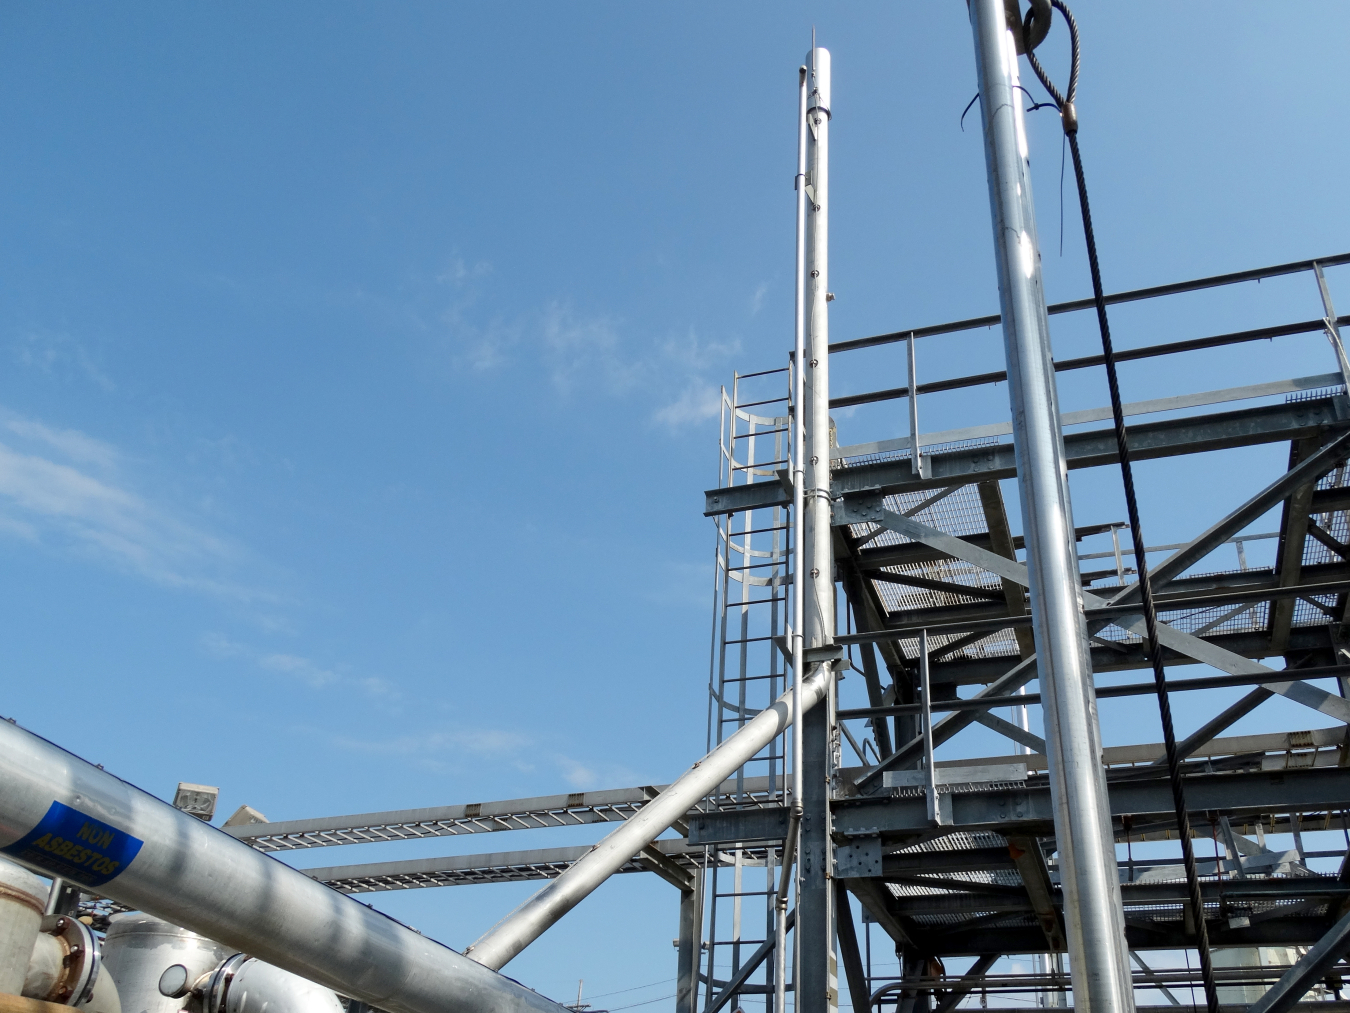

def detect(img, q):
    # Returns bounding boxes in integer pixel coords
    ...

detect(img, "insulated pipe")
[464,668,831,971]
[968,3,1134,1011]
[0,856,44,995]
[0,720,568,1013]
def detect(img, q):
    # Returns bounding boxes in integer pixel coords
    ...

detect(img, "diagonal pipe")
[464,667,830,970]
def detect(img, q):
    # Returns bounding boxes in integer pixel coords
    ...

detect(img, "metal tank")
[0,855,45,994]
[102,914,231,1013]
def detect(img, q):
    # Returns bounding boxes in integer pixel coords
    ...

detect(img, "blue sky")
[2,3,1349,1008]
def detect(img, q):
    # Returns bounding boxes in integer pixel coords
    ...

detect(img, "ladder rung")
[714,890,777,898]
[731,458,789,471]
[710,937,770,945]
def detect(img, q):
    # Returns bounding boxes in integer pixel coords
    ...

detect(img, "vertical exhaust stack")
[968,1,1133,1010]
[796,44,836,1013]
[0,718,569,1013]
[779,55,811,1013]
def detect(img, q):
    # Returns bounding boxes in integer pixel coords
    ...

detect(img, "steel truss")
[696,250,1350,1013]
[170,250,1350,1013]
[155,250,1350,1013]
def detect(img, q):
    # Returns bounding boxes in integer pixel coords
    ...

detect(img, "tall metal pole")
[967,4,1134,1011]
[798,44,835,1013]
[780,58,810,1013]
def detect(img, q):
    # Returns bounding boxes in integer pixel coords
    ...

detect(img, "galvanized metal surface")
[101,915,232,1013]
[969,4,1132,1008]
[797,45,836,1013]
[0,720,570,1013]
[707,397,1350,515]
[462,667,829,971]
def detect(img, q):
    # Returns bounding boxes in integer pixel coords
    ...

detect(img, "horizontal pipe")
[463,667,831,971]
[0,720,567,1013]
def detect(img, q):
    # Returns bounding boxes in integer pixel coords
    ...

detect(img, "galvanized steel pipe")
[464,668,830,971]
[0,719,568,1013]
[781,59,810,1013]
[796,45,834,1013]
[969,1,1134,1010]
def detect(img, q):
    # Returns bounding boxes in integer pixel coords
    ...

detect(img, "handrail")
[831,251,1350,353]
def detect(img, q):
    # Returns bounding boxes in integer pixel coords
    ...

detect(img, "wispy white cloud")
[0,422,259,598]
[202,632,249,659]
[332,727,529,758]
[649,331,740,430]
[322,724,628,787]
[12,331,115,391]
[318,725,532,775]
[433,257,525,372]
[6,419,119,470]
[204,633,399,700]
[260,652,339,689]
[556,756,596,788]
[430,259,740,428]
[652,383,722,428]
[541,302,642,395]
[750,282,770,316]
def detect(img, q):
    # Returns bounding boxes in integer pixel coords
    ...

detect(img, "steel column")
[968,3,1133,1011]
[676,885,702,1013]
[833,882,870,1013]
[798,43,835,1013]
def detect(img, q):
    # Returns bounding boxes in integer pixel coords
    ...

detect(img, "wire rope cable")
[1023,5,1220,1012]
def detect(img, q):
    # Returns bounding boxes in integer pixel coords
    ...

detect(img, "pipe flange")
[205,953,252,1013]
[39,913,100,1006]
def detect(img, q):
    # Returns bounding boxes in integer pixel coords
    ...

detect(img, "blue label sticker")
[2,801,144,888]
